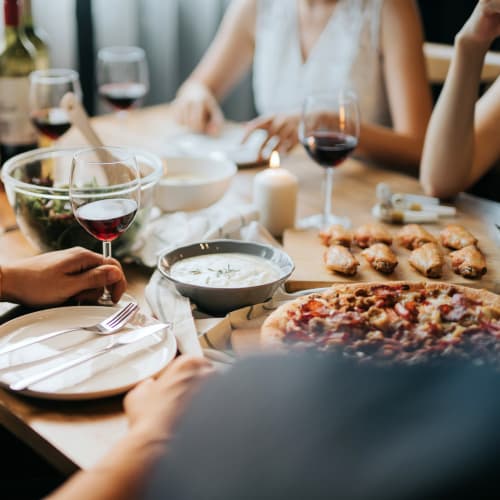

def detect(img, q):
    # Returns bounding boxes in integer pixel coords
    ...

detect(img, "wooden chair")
[424,42,500,84]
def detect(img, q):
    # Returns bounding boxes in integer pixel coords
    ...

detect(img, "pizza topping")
[271,283,500,366]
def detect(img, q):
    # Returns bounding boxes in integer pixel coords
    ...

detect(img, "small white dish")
[0,306,176,400]
[154,157,237,212]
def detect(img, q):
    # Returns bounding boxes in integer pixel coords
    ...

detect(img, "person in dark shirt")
[49,353,500,500]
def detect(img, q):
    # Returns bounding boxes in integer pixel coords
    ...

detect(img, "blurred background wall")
[3,0,492,118]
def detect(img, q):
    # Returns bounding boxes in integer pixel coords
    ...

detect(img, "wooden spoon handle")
[60,92,105,148]
[60,92,120,179]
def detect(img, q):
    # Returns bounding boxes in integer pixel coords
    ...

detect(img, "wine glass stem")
[100,240,113,304]
[323,167,334,227]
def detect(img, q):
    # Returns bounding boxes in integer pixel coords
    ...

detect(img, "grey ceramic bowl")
[158,240,295,315]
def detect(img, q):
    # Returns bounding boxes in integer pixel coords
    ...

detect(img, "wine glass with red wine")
[298,91,360,229]
[29,69,82,144]
[70,146,140,306]
[97,46,149,116]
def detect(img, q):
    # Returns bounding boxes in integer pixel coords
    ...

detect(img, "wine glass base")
[297,213,351,230]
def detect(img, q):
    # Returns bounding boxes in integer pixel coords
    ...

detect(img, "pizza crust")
[260,281,500,348]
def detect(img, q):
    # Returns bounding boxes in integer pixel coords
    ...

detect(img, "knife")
[9,323,168,392]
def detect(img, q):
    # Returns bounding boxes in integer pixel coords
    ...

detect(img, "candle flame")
[270,151,280,169]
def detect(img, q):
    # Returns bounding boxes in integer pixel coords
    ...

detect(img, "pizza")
[261,282,500,365]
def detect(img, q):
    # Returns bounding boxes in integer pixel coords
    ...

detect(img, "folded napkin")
[132,200,261,267]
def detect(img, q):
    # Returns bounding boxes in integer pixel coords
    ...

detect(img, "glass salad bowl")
[1,146,162,257]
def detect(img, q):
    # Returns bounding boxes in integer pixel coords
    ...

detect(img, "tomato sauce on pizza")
[261,282,500,365]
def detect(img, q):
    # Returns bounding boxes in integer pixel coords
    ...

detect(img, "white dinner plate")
[0,306,176,400]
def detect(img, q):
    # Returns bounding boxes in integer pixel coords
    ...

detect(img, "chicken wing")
[440,224,477,250]
[361,243,398,274]
[319,224,352,247]
[324,245,359,276]
[396,224,436,250]
[450,245,487,279]
[409,242,444,278]
[353,223,392,249]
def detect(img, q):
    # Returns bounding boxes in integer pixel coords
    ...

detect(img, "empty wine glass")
[97,46,149,116]
[70,146,140,306]
[298,91,360,229]
[29,69,82,145]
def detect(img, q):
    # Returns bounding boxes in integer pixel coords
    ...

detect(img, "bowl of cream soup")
[158,240,294,315]
[154,157,237,212]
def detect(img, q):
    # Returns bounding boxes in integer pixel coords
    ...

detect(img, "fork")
[0,302,139,356]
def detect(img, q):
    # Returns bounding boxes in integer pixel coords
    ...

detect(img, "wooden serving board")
[283,226,500,294]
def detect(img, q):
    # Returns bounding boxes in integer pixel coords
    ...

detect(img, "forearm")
[47,427,168,500]
[420,35,489,197]
[356,122,425,173]
[177,0,255,101]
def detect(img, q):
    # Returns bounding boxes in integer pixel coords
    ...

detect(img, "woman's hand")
[242,112,301,159]
[460,0,500,47]
[171,81,225,135]
[124,355,214,442]
[0,247,127,306]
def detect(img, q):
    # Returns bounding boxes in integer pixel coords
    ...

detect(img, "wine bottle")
[21,0,49,70]
[0,0,38,165]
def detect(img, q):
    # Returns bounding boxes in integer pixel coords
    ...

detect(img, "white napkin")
[132,202,261,267]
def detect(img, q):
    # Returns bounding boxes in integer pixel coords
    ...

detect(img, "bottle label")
[0,76,37,145]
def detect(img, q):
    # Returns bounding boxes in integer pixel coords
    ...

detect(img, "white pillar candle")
[253,151,298,237]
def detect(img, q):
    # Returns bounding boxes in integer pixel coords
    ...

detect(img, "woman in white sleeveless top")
[172,0,432,169]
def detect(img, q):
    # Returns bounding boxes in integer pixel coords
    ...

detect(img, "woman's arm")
[420,0,500,198]
[356,0,432,170]
[171,0,256,134]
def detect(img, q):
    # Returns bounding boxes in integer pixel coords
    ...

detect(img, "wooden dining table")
[0,104,499,476]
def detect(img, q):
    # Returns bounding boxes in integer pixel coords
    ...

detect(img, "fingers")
[242,115,272,143]
[243,114,300,159]
[67,264,125,300]
[110,274,128,303]
[72,289,104,304]
[277,122,300,153]
[59,247,104,274]
[103,257,127,303]
[187,100,206,133]
[257,117,289,157]
[156,355,214,386]
[206,103,224,136]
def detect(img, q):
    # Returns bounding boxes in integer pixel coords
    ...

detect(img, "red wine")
[302,131,358,168]
[31,108,71,140]
[99,82,147,110]
[76,198,138,242]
